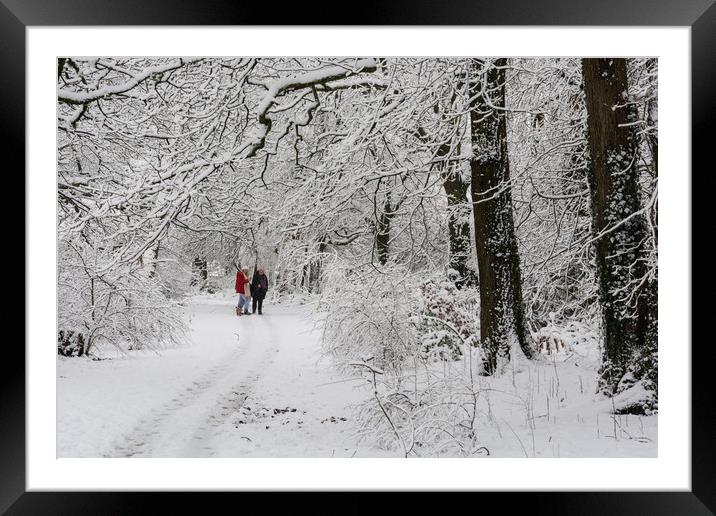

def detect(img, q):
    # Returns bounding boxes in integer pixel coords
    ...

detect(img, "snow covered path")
[57,299,387,458]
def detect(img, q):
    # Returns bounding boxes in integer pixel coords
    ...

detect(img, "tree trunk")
[440,150,476,289]
[308,237,327,293]
[418,91,477,289]
[644,58,659,181]
[469,58,535,375]
[191,256,207,287]
[376,193,391,266]
[300,244,310,290]
[581,58,658,395]
[149,240,160,279]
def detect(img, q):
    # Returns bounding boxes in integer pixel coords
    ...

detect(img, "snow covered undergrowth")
[57,292,656,458]
[346,341,657,458]
[57,293,389,457]
[468,349,657,457]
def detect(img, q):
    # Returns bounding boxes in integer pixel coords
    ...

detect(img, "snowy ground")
[57,295,389,457]
[57,293,656,458]
[464,350,658,458]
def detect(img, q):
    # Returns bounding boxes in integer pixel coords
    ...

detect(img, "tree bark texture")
[469,58,535,375]
[582,58,658,394]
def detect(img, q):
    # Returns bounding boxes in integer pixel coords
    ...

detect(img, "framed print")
[5,0,714,512]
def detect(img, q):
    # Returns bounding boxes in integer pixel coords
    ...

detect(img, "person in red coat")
[235,266,252,316]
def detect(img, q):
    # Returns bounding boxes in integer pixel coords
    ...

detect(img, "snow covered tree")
[415,69,477,289]
[582,58,658,406]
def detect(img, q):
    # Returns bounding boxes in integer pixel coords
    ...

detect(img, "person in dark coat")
[251,267,269,315]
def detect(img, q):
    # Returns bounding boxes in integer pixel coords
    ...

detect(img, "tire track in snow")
[104,343,248,457]
[181,320,280,457]
[105,307,279,458]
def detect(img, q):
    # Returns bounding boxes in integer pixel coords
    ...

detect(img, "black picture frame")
[4,0,713,512]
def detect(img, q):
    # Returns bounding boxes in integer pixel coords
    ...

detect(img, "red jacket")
[235,271,250,295]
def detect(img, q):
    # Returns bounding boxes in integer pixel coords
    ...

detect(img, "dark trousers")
[252,297,264,314]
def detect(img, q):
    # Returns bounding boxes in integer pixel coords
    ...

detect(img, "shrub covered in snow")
[320,262,492,456]
[350,356,490,457]
[320,262,420,376]
[412,278,479,361]
[58,241,187,356]
[530,315,601,361]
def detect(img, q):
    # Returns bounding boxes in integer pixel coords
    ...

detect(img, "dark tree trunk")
[301,244,310,290]
[149,240,160,279]
[644,58,659,181]
[469,58,535,375]
[191,256,207,286]
[308,237,327,293]
[58,58,67,79]
[417,86,477,290]
[435,140,477,289]
[581,58,658,395]
[376,193,391,266]
[444,173,475,288]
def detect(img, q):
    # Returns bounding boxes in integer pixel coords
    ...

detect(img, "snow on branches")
[56,57,658,427]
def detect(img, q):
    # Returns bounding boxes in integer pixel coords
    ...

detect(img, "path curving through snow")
[57,298,388,458]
